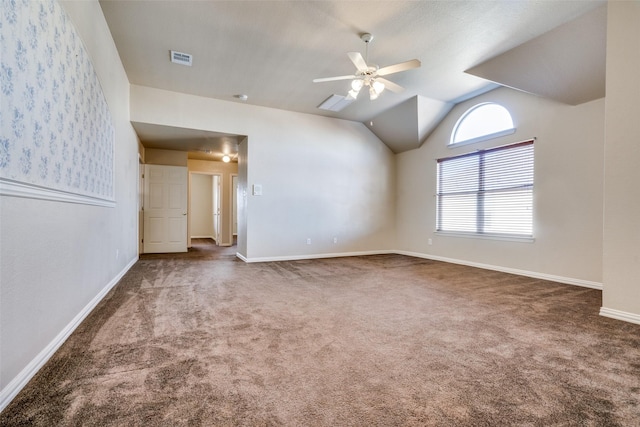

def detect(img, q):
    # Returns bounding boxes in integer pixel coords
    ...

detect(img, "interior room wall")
[188,159,238,246]
[189,173,214,239]
[130,86,396,261]
[396,86,605,287]
[602,0,640,322]
[0,0,138,408]
[144,148,188,166]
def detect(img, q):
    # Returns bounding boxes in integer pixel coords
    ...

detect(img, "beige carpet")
[2,239,640,426]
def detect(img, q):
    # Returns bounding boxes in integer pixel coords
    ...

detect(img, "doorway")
[189,172,222,246]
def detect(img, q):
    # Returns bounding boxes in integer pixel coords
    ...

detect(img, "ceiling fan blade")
[377,59,421,76]
[347,52,369,72]
[376,77,405,93]
[313,75,356,83]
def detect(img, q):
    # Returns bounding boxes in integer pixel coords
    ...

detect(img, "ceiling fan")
[313,33,421,101]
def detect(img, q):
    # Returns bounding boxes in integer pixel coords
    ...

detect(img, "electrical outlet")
[306,238,311,245]
[428,238,433,246]
[116,249,119,259]
[333,237,338,244]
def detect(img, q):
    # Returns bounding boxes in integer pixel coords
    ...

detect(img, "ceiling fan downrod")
[361,33,374,64]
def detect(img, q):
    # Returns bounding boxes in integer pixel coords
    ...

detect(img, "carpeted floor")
[2,239,640,426]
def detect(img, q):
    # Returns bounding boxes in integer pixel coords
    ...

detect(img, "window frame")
[435,139,535,242]
[450,102,516,147]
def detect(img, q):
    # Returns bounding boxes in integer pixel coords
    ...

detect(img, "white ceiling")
[466,5,607,106]
[99,0,606,155]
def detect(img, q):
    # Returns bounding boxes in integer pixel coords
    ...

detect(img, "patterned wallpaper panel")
[0,0,115,202]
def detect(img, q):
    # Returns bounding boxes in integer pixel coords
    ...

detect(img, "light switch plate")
[252,184,262,196]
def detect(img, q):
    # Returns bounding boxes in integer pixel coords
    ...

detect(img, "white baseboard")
[394,250,603,290]
[240,250,394,263]
[235,249,602,290]
[599,307,640,325]
[0,256,138,413]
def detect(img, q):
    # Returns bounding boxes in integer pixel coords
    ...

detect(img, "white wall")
[397,87,604,287]
[602,1,640,322]
[130,86,396,261]
[190,173,214,238]
[0,0,138,408]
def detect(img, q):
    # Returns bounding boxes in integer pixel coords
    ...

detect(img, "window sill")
[435,231,535,243]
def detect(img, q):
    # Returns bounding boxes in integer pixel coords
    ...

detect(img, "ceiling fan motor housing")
[361,33,374,43]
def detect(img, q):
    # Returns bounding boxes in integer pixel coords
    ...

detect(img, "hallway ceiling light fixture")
[313,33,421,101]
[222,154,231,163]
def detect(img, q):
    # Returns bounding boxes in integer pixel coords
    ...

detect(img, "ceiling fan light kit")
[313,33,421,102]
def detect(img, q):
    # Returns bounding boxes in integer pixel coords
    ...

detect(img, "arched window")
[450,103,515,146]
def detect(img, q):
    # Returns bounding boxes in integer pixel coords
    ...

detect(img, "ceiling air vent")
[317,94,354,112]
[170,50,193,66]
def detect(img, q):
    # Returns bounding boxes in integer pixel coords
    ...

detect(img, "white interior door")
[143,164,188,253]
[212,175,221,245]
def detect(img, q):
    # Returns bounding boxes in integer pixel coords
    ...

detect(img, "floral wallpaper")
[0,0,114,201]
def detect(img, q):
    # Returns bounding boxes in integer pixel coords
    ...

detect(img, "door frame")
[138,155,144,255]
[231,174,238,239]
[212,174,221,245]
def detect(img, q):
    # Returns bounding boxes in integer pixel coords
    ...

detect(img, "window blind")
[436,140,534,237]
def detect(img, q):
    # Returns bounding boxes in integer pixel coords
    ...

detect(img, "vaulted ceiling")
[99,0,606,156]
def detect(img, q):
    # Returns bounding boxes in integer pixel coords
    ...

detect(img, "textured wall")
[0,0,138,405]
[1,0,114,200]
